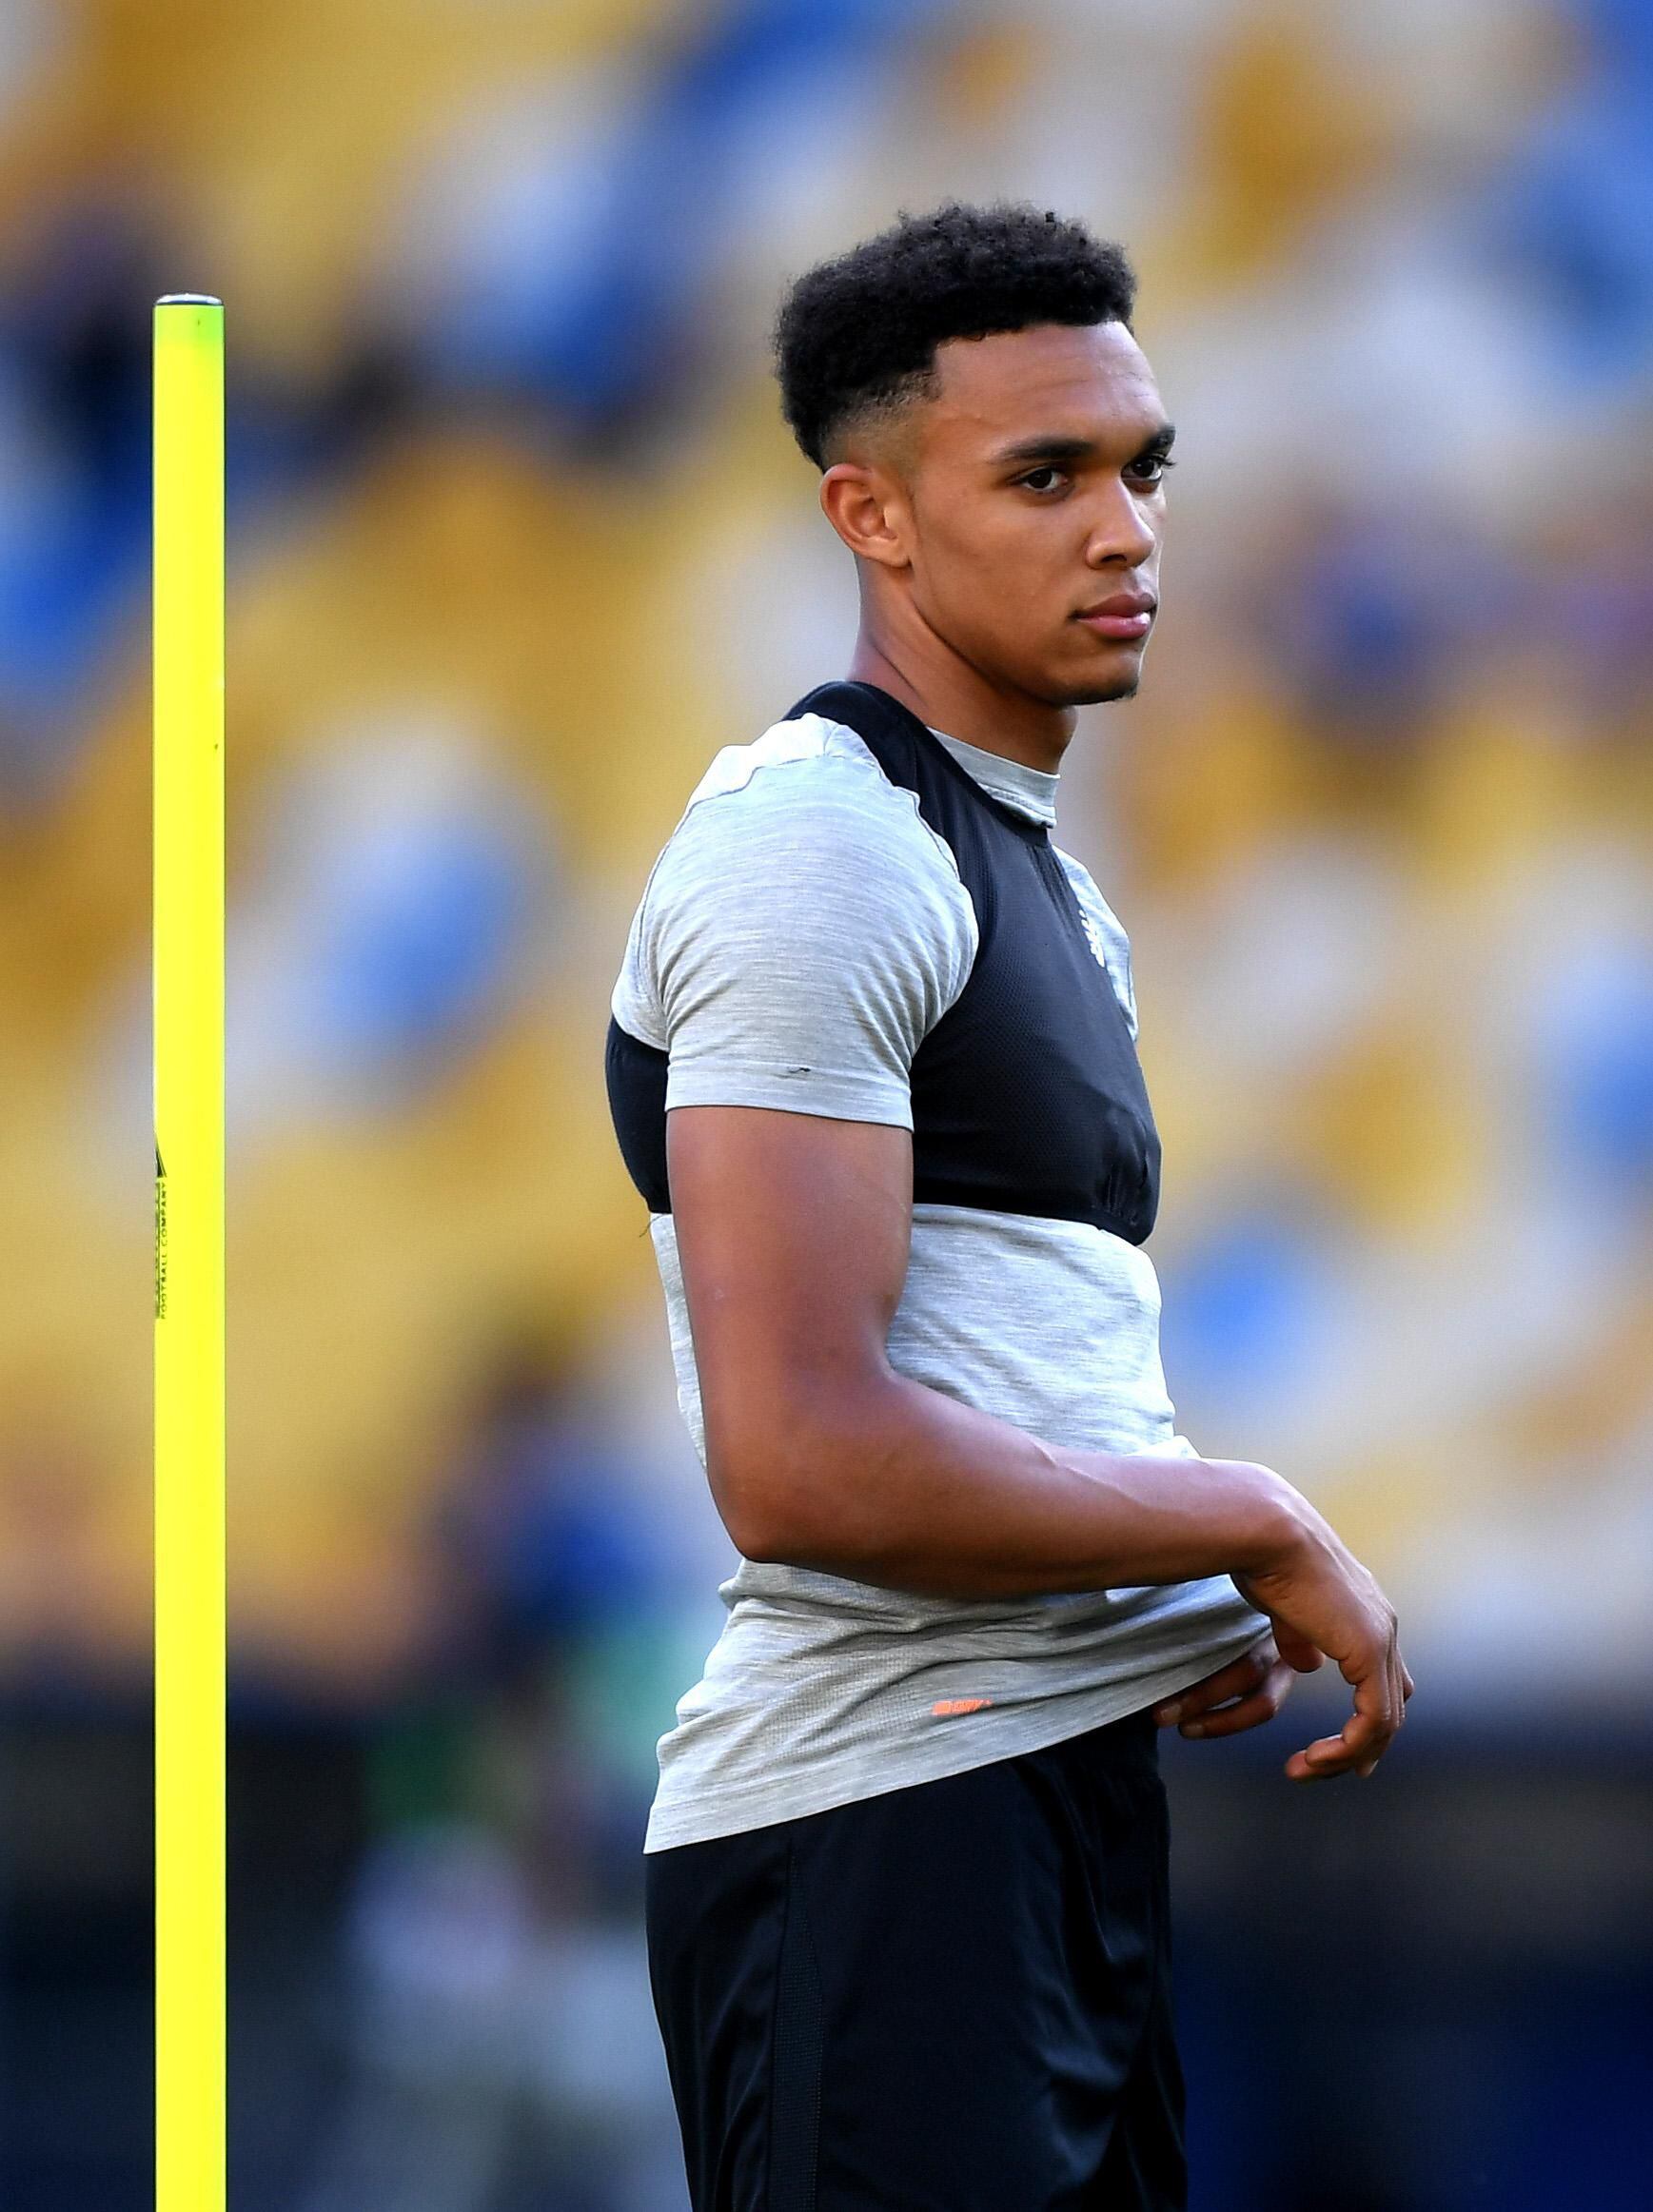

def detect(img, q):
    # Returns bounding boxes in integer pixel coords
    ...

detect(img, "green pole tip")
[156,293,222,307]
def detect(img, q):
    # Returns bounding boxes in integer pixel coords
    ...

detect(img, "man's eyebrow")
[989,421,1177,467]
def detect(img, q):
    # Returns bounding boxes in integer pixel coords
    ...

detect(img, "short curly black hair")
[772,199,1136,472]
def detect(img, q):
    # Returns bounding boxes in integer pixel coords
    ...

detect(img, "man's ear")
[819,461,911,570]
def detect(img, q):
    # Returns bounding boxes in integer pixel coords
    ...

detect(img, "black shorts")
[644,1706,1186,2211]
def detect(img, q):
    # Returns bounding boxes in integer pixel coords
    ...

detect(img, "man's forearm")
[731,1367,1303,1599]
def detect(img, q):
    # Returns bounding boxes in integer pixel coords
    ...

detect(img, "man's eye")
[1017,457,1175,493]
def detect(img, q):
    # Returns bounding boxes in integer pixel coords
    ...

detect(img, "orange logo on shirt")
[932,1697,994,1715]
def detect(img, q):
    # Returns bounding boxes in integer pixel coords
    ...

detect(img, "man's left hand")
[1151,1635,1315,1738]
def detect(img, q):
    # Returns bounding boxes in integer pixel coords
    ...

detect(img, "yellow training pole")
[153,293,225,2212]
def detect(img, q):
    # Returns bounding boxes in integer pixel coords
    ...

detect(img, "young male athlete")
[606,201,1413,2211]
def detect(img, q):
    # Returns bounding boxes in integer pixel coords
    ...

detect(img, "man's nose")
[1085,480,1157,567]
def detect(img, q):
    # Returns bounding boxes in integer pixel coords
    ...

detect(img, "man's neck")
[845,636,1076,775]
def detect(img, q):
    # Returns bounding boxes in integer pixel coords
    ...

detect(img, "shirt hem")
[640,1616,1271,1852]
[663,1065,913,1126]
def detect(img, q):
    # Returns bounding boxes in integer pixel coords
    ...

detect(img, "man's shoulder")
[680,710,886,814]
[614,704,981,1049]
[659,709,969,894]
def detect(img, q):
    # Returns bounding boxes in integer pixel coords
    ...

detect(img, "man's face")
[893,321,1171,706]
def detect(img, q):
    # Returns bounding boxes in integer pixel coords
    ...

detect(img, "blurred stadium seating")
[0,2,1647,2206]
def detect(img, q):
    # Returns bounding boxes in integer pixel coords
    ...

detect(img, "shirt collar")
[925,726,1059,828]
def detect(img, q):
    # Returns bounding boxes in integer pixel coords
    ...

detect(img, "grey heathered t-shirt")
[611,708,1271,1851]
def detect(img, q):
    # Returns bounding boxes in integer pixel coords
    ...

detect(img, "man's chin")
[1069,668,1142,706]
[1055,637,1148,707]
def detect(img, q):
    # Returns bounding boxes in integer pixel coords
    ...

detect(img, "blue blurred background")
[0,1,1649,2205]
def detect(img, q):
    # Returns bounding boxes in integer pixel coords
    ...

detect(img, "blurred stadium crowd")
[0,1,1648,2207]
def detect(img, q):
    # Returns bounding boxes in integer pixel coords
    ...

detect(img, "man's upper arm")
[631,746,975,1553]
[666,1106,913,1556]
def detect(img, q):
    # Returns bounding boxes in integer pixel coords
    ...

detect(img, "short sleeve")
[617,747,977,1127]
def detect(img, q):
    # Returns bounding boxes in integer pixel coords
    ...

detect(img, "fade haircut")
[772,200,1137,472]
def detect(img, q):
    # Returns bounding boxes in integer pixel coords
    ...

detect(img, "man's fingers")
[1358,1620,1404,1739]
[1175,1660,1296,1738]
[1286,1726,1378,1780]
[1287,1644,1402,1779]
[1151,1643,1272,1725]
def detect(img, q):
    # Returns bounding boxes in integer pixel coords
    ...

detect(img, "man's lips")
[1073,593,1155,641]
